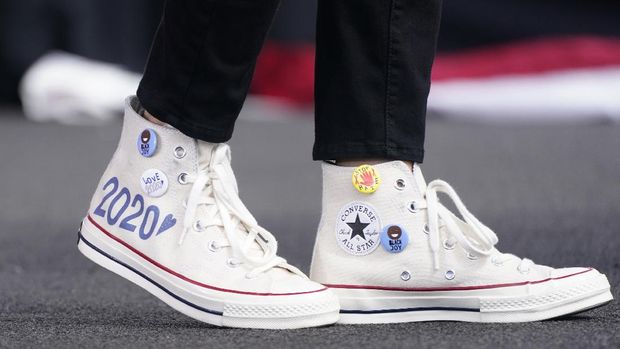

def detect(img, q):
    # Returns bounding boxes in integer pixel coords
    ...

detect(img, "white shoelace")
[425,179,534,272]
[179,144,304,278]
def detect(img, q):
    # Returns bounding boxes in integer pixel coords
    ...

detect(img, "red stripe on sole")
[86,215,327,296]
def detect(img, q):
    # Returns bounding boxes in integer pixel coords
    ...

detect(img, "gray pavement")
[0,109,618,348]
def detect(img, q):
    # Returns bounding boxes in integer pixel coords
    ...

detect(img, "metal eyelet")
[466,252,479,260]
[423,224,430,235]
[208,240,220,252]
[178,172,188,185]
[407,201,418,213]
[174,146,186,159]
[517,266,530,274]
[443,239,456,250]
[193,220,204,232]
[491,257,503,267]
[394,179,406,190]
[445,269,456,280]
[226,258,240,268]
[400,271,411,281]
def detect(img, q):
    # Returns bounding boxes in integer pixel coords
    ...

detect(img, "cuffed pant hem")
[137,88,234,143]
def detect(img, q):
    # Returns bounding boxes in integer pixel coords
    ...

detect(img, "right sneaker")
[77,96,339,329]
[310,161,612,323]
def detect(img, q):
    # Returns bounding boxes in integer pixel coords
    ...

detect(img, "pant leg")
[137,0,280,143]
[313,0,442,163]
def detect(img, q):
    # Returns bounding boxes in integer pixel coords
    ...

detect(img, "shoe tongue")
[412,163,427,194]
[196,140,216,170]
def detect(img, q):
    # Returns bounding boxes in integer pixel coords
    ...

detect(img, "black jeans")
[137,0,442,162]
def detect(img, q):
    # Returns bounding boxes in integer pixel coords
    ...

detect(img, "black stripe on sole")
[341,306,480,314]
[77,231,224,316]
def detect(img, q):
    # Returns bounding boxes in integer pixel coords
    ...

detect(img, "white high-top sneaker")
[78,96,339,329]
[310,161,612,323]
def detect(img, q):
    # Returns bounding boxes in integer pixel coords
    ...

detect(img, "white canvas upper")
[311,161,612,323]
[77,96,339,329]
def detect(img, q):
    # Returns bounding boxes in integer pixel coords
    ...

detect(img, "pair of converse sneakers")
[77,96,612,329]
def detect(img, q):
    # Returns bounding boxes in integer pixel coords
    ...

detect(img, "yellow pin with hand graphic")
[352,164,381,194]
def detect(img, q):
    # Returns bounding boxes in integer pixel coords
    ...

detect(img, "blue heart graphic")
[157,214,177,235]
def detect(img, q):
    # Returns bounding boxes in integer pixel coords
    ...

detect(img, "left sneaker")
[77,97,340,329]
[310,161,613,323]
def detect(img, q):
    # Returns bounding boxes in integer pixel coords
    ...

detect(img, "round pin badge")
[352,164,381,194]
[137,128,158,157]
[335,201,382,256]
[140,168,168,197]
[380,224,409,253]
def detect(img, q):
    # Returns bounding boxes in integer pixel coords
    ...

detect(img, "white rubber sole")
[332,270,612,324]
[78,219,339,329]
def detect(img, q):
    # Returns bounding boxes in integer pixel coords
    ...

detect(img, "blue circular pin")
[137,128,157,157]
[380,224,409,253]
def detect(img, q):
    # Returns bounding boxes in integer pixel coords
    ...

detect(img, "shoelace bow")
[179,144,305,278]
[425,179,534,272]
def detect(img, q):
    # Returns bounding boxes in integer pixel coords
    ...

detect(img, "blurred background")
[1,0,620,122]
[0,1,619,348]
